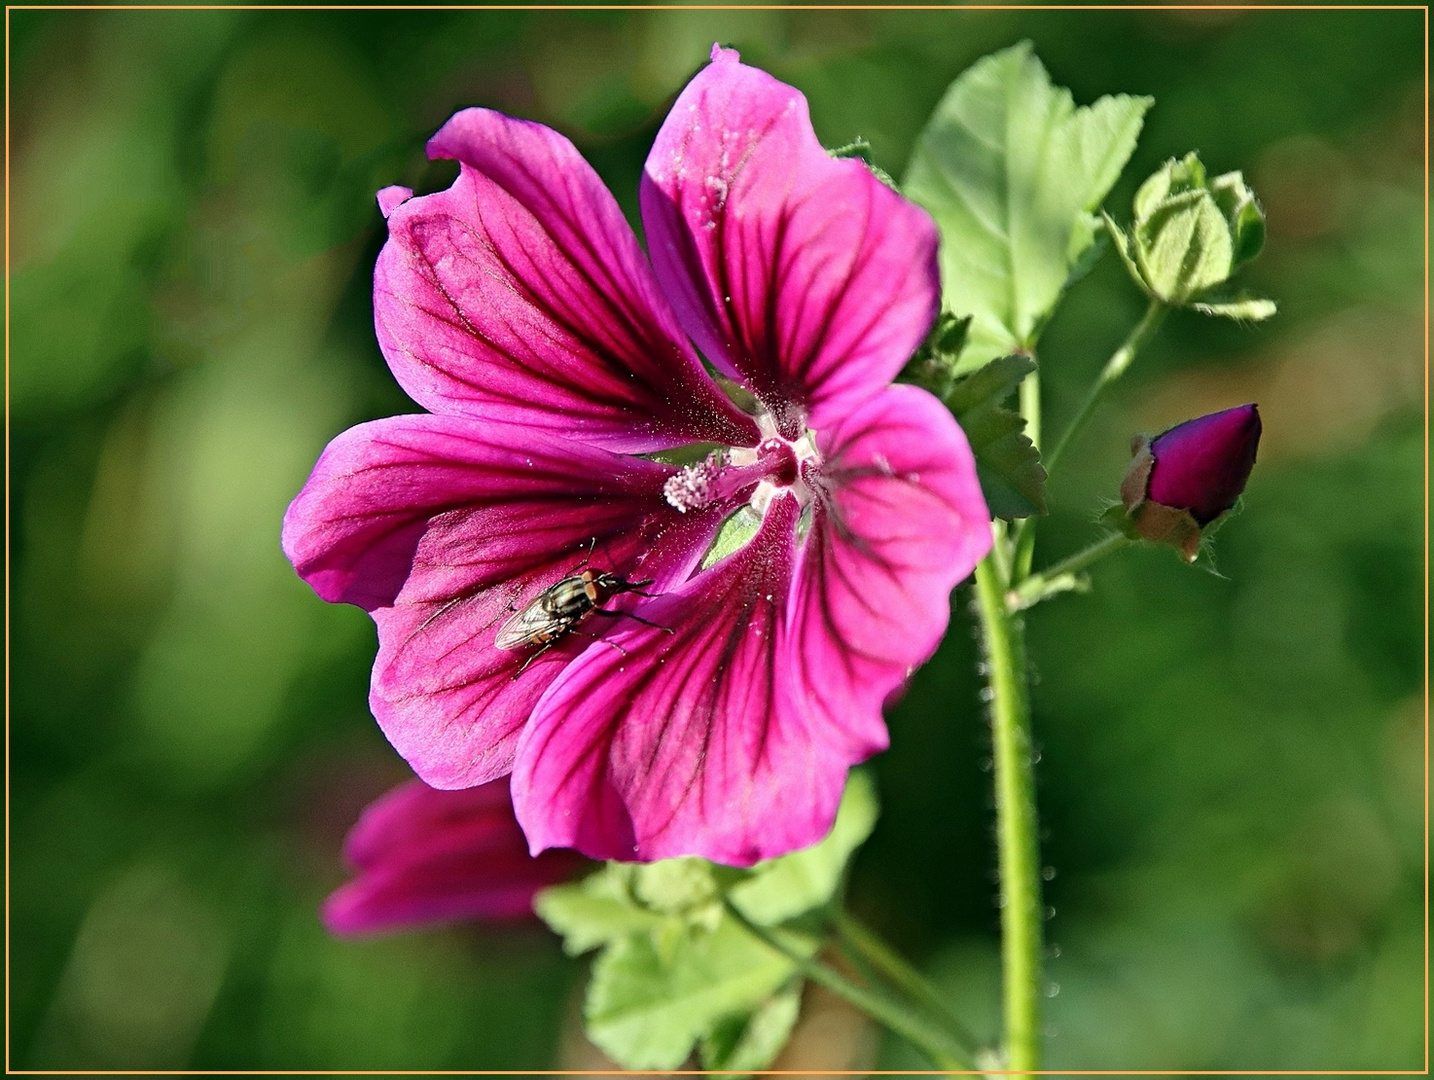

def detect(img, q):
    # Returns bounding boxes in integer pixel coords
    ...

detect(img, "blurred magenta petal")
[376,108,758,453]
[791,385,992,745]
[641,46,940,438]
[513,496,850,866]
[1148,403,1261,524]
[323,776,582,935]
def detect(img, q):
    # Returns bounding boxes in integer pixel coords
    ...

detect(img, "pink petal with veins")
[640,47,939,437]
[282,413,726,789]
[375,109,757,453]
[790,385,992,745]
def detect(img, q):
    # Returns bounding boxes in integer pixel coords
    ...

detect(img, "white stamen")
[663,453,719,513]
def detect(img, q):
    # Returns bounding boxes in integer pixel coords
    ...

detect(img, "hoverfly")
[496,547,670,674]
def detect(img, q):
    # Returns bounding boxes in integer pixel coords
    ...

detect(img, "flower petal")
[374,108,758,452]
[641,48,939,436]
[323,776,581,935]
[283,413,698,611]
[282,413,727,789]
[512,495,850,867]
[790,385,991,746]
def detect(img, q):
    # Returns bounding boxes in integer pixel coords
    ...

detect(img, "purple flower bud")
[1117,404,1261,561]
[1147,404,1261,525]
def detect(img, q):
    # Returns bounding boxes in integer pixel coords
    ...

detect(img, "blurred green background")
[8,6,1424,1071]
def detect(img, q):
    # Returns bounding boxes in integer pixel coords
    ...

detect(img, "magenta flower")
[283,46,991,866]
[324,776,583,935]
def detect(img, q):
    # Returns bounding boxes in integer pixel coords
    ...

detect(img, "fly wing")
[495,601,563,650]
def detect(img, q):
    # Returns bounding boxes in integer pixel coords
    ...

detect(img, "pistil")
[663,436,806,515]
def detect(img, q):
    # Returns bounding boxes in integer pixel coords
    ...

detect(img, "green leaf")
[699,985,803,1074]
[729,769,879,926]
[535,869,661,956]
[584,916,813,1069]
[1189,295,1278,321]
[629,857,721,914]
[903,42,1152,373]
[944,354,1048,518]
[898,312,972,397]
[545,771,882,1071]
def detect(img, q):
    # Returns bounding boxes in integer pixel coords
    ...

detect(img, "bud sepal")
[1114,435,1205,561]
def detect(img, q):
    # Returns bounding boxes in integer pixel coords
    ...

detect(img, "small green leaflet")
[898,311,972,399]
[903,42,1151,374]
[828,136,899,190]
[534,773,879,1072]
[946,353,1048,519]
[583,918,811,1070]
[700,985,803,1073]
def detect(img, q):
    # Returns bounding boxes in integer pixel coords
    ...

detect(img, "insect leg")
[591,609,675,635]
[514,640,557,678]
[565,626,629,657]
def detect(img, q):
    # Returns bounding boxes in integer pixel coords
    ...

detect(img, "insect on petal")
[513,495,853,867]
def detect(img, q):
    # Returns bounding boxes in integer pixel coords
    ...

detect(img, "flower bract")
[283,45,991,866]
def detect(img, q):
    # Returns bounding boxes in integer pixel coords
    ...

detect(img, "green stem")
[1007,532,1133,612]
[833,911,982,1055]
[1044,298,1168,480]
[972,555,1043,1071]
[723,901,975,1072]
[1010,366,1043,583]
[1019,364,1042,453]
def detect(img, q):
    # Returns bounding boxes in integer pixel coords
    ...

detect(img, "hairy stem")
[1044,298,1168,479]
[1009,299,1166,587]
[723,901,975,1071]
[1007,532,1133,612]
[973,555,1043,1071]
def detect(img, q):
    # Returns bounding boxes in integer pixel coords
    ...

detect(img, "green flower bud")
[1105,152,1274,320]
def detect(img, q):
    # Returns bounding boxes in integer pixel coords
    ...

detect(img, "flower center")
[663,433,817,516]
